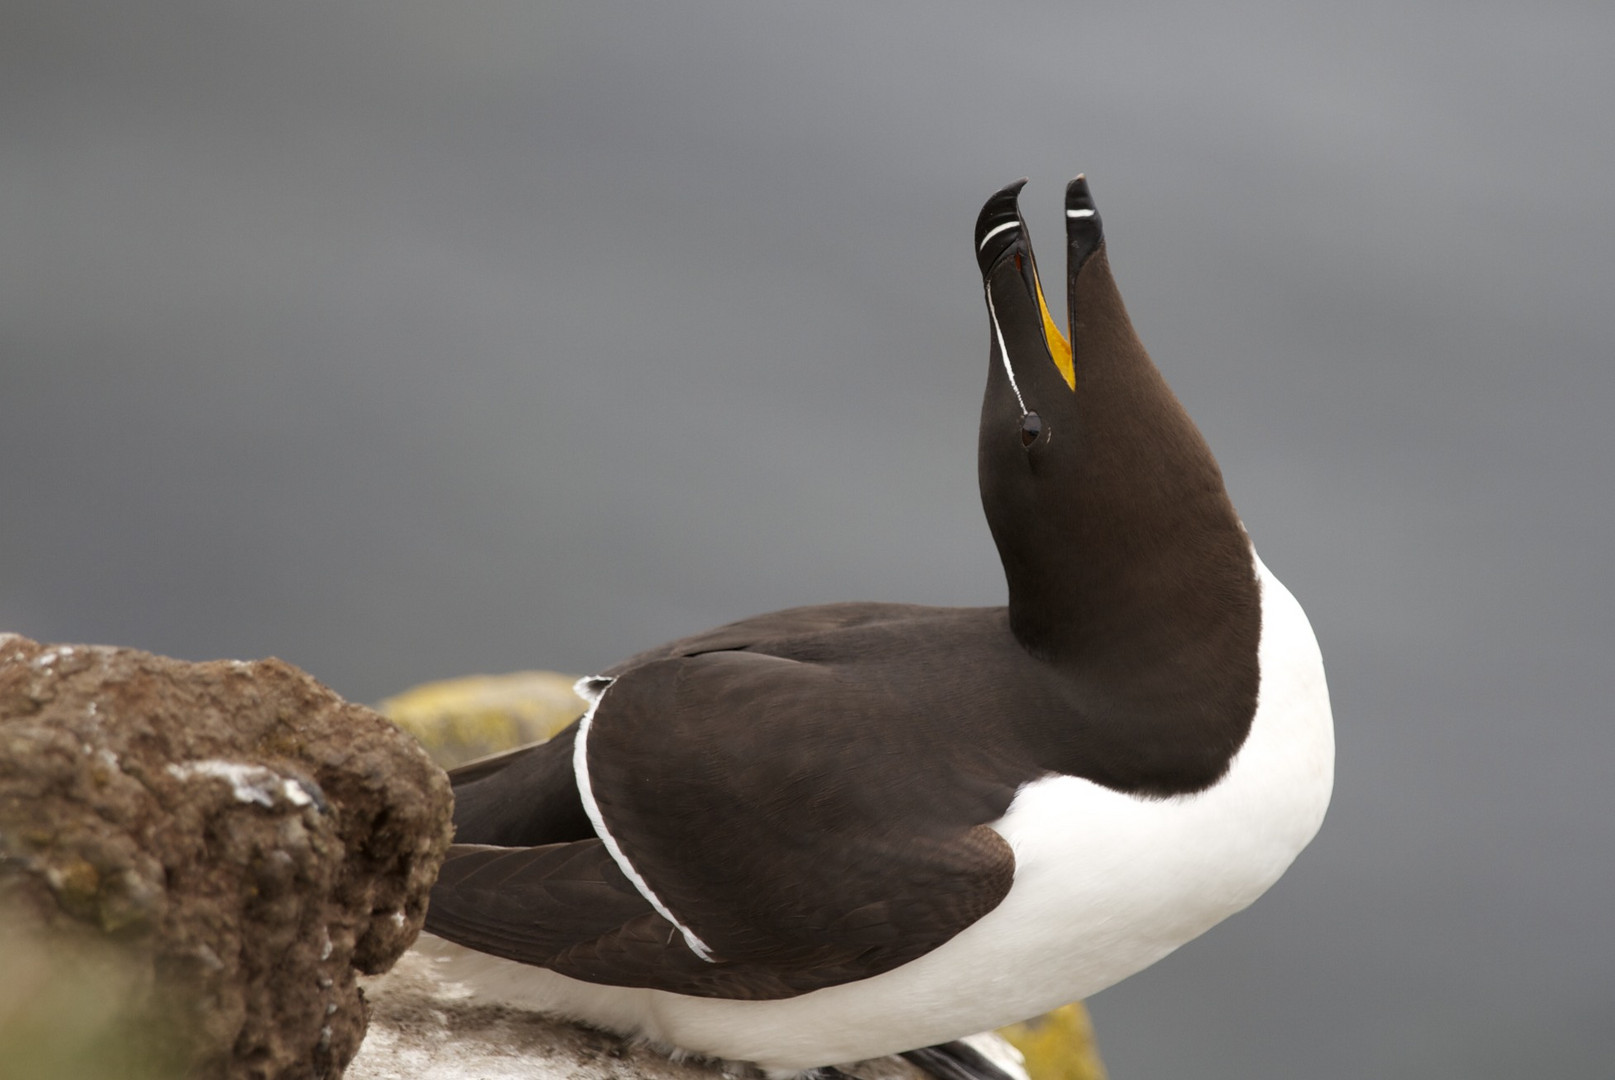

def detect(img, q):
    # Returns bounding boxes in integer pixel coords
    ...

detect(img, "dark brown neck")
[981,246,1261,772]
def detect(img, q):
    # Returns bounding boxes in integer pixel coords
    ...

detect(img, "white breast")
[416,553,1334,1074]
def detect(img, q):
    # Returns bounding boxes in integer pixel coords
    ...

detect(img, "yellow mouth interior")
[1033,269,1076,391]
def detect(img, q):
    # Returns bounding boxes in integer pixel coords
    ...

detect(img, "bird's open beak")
[973,179,1078,392]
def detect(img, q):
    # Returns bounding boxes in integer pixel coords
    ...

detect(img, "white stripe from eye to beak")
[978,220,1020,251]
[986,289,1028,415]
[1066,208,1096,219]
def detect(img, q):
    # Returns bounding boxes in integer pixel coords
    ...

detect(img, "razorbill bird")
[420,176,1335,1079]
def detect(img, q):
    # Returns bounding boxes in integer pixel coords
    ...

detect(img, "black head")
[973,177,1258,692]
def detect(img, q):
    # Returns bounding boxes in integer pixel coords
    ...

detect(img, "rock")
[378,670,586,769]
[0,635,453,1080]
[998,1006,1108,1080]
[350,951,937,1080]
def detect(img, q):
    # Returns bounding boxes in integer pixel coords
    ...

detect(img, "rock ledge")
[0,635,453,1079]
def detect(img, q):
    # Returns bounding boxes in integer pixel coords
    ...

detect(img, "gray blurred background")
[3,2,1611,1076]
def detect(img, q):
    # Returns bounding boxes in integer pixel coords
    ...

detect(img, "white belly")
[417,556,1334,1073]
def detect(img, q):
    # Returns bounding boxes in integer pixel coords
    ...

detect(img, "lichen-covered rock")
[0,634,453,1080]
[378,670,585,769]
[998,1006,1108,1080]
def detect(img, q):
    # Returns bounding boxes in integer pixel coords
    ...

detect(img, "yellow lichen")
[378,672,586,768]
[998,1003,1108,1080]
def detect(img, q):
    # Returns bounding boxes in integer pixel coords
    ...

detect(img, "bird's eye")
[1020,411,1043,447]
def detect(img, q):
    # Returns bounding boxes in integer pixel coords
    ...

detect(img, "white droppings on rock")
[166,760,315,809]
[193,943,225,972]
[348,951,933,1080]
